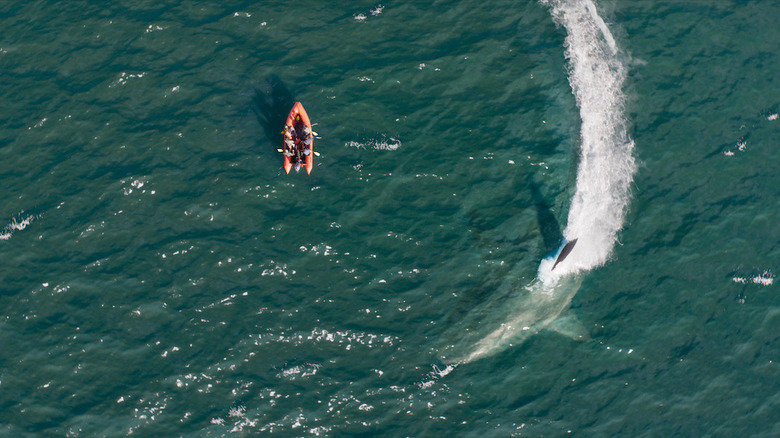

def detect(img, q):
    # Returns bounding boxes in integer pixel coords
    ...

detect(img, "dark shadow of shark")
[528,174,578,270]
[529,174,564,256]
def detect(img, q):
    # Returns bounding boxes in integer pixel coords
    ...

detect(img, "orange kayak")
[282,102,314,174]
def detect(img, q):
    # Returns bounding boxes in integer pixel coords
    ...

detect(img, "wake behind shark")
[447,0,636,364]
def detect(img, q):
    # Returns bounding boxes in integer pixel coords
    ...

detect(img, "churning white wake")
[0,212,36,241]
[540,0,636,280]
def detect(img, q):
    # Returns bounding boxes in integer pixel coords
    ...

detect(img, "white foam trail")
[541,0,636,277]
[0,213,36,241]
[584,0,617,55]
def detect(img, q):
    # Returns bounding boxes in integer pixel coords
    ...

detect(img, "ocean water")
[1,0,778,436]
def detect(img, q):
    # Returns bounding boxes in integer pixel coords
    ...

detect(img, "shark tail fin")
[547,313,590,341]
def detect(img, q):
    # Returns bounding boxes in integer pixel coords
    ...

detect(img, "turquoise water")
[2,0,778,436]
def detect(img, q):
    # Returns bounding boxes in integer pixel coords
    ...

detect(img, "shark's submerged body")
[455,275,585,364]
[445,241,586,364]
[442,0,636,364]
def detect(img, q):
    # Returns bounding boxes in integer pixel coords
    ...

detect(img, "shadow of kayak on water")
[252,75,296,153]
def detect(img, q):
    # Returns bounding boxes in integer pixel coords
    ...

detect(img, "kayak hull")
[283,102,314,174]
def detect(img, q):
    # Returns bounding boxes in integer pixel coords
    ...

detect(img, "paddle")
[277,148,320,156]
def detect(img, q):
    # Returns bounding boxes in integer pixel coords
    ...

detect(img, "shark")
[455,274,585,363]
[443,240,588,364]
[441,0,636,365]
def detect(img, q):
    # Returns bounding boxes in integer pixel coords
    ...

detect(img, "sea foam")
[0,212,36,241]
[540,0,636,277]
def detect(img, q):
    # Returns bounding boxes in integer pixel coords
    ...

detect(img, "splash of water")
[541,0,636,279]
[0,212,36,241]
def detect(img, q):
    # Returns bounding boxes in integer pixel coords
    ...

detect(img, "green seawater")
[1,1,778,436]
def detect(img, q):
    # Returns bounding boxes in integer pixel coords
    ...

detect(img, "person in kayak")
[283,114,313,172]
[283,128,296,158]
[283,138,295,157]
[285,121,304,172]
[301,126,313,157]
